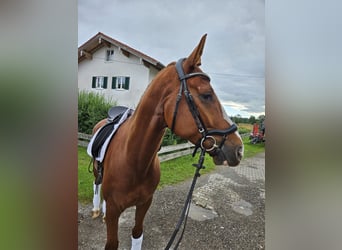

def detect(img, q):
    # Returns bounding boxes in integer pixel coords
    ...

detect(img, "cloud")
[78,0,265,117]
[222,101,249,111]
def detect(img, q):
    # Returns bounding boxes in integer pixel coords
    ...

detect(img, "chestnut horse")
[91,34,243,250]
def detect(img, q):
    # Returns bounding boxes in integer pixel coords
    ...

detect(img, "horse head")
[163,34,244,166]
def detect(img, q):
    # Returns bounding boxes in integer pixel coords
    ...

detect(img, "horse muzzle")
[199,125,243,166]
[211,144,243,166]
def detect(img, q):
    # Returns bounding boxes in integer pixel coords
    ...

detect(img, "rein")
[165,58,238,249]
[164,147,206,250]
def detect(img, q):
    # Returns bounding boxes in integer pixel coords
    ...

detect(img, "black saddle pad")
[91,106,129,159]
[91,121,115,159]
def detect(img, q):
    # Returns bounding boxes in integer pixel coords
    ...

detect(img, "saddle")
[90,106,131,187]
[91,106,129,159]
[107,105,130,123]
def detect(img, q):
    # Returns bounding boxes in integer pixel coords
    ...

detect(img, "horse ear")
[183,34,207,71]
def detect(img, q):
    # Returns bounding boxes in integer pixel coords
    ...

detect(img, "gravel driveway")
[78,152,265,249]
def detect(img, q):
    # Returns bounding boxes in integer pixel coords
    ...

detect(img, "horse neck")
[126,81,168,167]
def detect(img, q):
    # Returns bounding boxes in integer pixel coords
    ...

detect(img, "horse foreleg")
[104,201,120,250]
[131,197,153,250]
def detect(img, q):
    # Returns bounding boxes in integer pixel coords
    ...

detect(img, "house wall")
[78,45,159,108]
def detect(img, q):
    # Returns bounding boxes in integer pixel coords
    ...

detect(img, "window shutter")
[92,77,96,88]
[112,77,117,89]
[103,77,108,88]
[124,77,130,90]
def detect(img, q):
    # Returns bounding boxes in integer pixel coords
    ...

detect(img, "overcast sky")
[78,0,265,118]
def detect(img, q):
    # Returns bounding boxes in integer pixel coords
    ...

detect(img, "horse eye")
[200,93,213,102]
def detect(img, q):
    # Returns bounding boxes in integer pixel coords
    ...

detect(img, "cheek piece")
[170,58,238,157]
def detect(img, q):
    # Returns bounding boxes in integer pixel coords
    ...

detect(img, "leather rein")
[171,58,238,154]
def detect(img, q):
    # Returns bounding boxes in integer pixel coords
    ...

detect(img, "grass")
[242,136,265,158]
[78,147,94,203]
[158,153,216,187]
[238,123,253,132]
[78,135,264,203]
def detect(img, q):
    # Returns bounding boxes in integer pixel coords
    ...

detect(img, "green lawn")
[78,147,94,203]
[242,136,265,158]
[78,137,264,203]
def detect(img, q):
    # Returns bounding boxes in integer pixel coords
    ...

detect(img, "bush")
[78,91,116,134]
[78,91,184,146]
[238,127,251,134]
[161,128,187,146]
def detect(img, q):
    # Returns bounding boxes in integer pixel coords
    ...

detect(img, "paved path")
[78,152,265,249]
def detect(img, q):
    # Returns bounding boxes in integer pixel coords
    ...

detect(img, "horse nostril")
[237,146,244,160]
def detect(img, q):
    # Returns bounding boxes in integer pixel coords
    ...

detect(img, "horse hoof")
[91,210,100,219]
[102,215,106,223]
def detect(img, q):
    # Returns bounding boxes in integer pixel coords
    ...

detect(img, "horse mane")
[167,62,176,67]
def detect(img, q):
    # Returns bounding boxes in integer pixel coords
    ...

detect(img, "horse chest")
[103,166,159,205]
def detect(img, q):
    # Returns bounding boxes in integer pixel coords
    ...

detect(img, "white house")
[78,32,165,108]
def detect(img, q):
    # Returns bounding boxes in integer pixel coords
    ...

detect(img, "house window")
[112,76,130,90]
[92,76,108,89]
[106,49,114,61]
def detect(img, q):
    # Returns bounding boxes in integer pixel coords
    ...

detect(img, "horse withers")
[90,34,243,250]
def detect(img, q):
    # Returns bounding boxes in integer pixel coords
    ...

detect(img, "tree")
[249,115,256,124]
[258,114,265,121]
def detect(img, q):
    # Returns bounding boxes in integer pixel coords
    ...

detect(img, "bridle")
[165,58,240,250]
[170,58,238,154]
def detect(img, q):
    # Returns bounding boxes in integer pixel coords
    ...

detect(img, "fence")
[158,142,194,162]
[78,132,194,162]
[78,133,93,147]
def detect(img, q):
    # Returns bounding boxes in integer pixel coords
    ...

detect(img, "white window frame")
[106,49,114,61]
[116,76,125,90]
[92,76,107,89]
[112,76,130,90]
[95,76,105,89]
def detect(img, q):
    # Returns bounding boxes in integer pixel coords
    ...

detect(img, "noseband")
[170,58,238,154]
